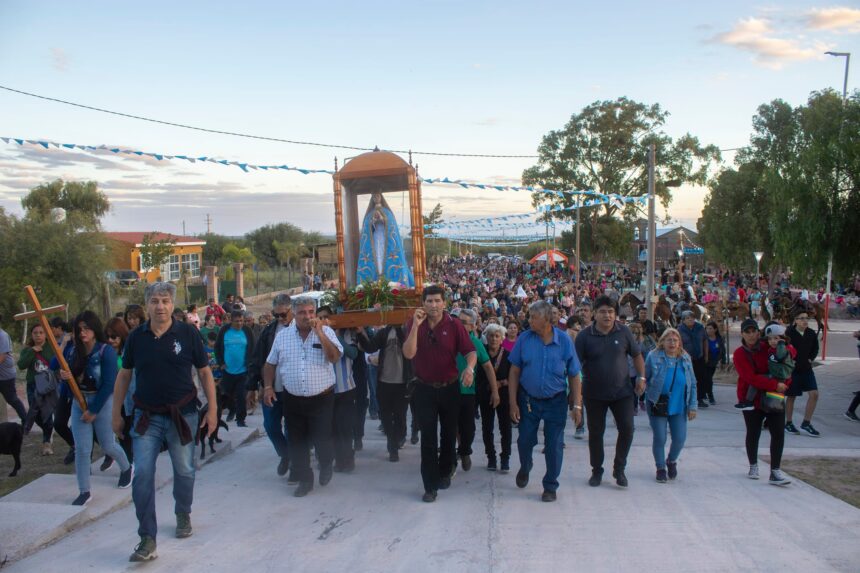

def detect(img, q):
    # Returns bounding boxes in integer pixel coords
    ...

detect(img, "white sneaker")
[747,465,760,480]
[769,469,791,486]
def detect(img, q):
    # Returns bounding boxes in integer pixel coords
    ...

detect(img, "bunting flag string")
[1,136,627,202]
[2,136,645,230]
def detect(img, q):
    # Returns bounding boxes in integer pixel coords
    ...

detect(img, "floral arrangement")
[344,278,409,311]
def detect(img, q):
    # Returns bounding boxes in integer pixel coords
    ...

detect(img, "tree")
[199,233,246,266]
[522,97,720,258]
[698,163,770,270]
[138,233,176,279]
[422,203,444,236]
[700,90,859,282]
[245,223,321,266]
[0,207,111,335]
[21,179,110,231]
[221,243,256,265]
[559,215,632,263]
[273,240,303,269]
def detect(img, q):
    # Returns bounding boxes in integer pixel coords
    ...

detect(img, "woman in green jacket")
[18,324,57,455]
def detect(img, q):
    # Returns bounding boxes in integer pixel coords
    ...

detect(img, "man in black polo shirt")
[112,282,217,562]
[574,295,644,488]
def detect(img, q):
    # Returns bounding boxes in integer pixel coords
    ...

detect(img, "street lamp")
[822,51,851,361]
[677,248,684,282]
[754,251,764,287]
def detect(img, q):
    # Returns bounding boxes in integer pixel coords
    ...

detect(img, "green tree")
[21,179,110,231]
[422,203,444,236]
[221,243,256,265]
[522,97,720,258]
[245,223,322,266]
[199,233,246,266]
[0,207,111,335]
[138,233,176,279]
[273,239,305,270]
[559,215,632,263]
[698,162,770,270]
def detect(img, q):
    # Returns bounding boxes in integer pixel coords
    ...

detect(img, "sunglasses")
[106,333,120,340]
[427,329,438,345]
[273,312,290,319]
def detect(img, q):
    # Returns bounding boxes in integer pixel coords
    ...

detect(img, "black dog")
[196,403,228,460]
[0,422,24,477]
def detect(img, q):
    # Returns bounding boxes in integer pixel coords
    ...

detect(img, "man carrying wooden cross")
[112,282,218,563]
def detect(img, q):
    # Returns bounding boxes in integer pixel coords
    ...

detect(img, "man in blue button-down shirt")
[508,301,582,502]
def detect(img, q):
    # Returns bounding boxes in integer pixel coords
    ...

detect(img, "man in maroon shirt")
[403,285,476,503]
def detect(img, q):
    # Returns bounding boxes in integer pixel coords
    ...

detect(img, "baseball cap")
[740,318,759,332]
[764,323,786,338]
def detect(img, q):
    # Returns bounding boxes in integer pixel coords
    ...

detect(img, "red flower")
[391,289,400,296]
[356,292,365,299]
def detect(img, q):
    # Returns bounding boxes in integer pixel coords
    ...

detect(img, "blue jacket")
[644,350,698,412]
[51,342,118,414]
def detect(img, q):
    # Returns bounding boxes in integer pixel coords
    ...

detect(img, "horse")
[619,292,644,314]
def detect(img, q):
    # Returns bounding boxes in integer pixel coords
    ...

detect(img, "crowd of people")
[1,254,859,563]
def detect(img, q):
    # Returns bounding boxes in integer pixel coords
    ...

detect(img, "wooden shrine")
[327,150,425,329]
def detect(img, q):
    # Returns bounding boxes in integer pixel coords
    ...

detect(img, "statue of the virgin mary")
[356,192,414,287]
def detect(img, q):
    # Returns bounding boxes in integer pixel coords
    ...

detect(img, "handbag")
[760,391,785,413]
[650,362,678,417]
[33,353,59,395]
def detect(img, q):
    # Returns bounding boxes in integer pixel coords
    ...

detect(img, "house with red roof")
[104,232,206,282]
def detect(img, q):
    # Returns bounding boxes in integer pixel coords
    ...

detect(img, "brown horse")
[619,292,644,314]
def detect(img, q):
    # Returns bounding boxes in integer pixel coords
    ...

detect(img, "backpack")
[33,353,59,395]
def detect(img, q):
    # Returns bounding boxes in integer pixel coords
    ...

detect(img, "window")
[160,255,181,281]
[633,228,640,241]
[181,253,201,278]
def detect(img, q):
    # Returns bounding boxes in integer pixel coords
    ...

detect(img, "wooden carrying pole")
[14,286,86,411]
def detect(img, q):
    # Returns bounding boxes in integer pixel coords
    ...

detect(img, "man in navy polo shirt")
[509,301,582,502]
[113,282,217,562]
[575,295,644,488]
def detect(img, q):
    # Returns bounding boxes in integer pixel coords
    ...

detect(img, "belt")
[522,389,566,401]
[290,386,334,399]
[416,376,458,389]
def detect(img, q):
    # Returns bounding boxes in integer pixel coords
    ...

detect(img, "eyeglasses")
[273,312,290,319]
[106,333,120,340]
[427,329,438,345]
[796,316,809,321]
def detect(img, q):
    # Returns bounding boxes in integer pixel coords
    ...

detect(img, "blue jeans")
[367,363,379,417]
[262,390,289,459]
[516,390,567,492]
[131,409,197,539]
[647,410,687,469]
[71,395,129,494]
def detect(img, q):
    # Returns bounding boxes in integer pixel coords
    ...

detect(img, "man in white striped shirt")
[262,297,342,497]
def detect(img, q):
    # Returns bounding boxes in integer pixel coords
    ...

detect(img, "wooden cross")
[14,286,87,411]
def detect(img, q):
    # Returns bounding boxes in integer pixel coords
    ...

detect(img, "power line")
[0,84,540,159]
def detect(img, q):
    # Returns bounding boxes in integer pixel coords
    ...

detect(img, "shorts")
[786,370,818,396]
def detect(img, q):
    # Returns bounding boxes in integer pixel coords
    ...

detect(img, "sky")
[0,1,858,239]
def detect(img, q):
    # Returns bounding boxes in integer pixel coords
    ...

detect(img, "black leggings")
[848,391,860,415]
[743,409,785,469]
[52,393,75,448]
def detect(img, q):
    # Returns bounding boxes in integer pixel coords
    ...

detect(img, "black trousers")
[332,389,356,468]
[413,382,460,492]
[457,394,476,457]
[221,371,247,423]
[52,393,75,447]
[584,395,635,471]
[692,357,707,402]
[479,385,511,460]
[283,390,335,485]
[703,365,717,400]
[377,382,409,453]
[0,378,27,422]
[743,409,785,469]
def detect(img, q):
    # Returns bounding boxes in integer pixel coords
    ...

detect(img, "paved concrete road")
[4,362,860,573]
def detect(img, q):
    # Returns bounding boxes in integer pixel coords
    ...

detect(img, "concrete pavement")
[1,359,859,572]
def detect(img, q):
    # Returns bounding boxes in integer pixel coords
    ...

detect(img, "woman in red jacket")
[733,318,792,486]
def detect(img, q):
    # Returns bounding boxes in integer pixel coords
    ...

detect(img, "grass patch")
[767,455,860,510]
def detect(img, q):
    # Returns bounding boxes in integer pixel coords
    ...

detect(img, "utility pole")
[646,144,657,322]
[205,214,212,234]
[182,220,186,236]
[545,219,550,271]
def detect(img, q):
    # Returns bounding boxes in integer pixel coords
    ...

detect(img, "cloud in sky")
[50,48,69,72]
[805,7,860,33]
[714,17,831,69]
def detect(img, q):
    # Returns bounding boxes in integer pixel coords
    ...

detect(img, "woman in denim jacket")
[644,328,698,483]
[56,311,133,506]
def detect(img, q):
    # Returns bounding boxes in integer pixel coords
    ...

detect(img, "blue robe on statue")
[356,195,414,287]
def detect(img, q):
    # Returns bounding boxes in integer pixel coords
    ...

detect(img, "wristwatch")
[573,405,583,410]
